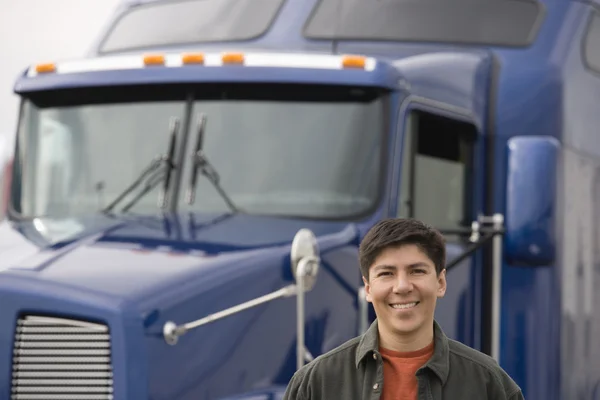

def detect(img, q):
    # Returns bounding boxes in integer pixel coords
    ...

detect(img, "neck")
[378,321,434,352]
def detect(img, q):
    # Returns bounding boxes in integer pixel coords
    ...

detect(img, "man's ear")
[362,276,373,303]
[437,269,447,298]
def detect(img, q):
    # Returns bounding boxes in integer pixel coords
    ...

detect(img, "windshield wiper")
[185,113,240,212]
[103,117,180,213]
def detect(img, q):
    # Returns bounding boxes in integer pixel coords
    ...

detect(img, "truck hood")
[0,212,357,304]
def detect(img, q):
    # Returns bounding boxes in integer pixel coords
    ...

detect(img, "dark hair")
[359,218,446,278]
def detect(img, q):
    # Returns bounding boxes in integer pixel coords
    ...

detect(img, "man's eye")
[413,269,426,274]
[378,272,392,277]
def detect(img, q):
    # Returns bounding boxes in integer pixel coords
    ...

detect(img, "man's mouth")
[390,302,419,310]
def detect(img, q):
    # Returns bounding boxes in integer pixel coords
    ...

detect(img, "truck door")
[393,105,485,351]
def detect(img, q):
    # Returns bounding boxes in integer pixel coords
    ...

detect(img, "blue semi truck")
[1,0,600,399]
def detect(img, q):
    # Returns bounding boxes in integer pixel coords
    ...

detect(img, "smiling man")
[283,218,524,400]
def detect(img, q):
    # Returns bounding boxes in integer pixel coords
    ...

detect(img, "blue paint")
[0,213,364,399]
[2,0,600,398]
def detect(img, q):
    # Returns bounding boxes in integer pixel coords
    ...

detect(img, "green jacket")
[283,319,524,400]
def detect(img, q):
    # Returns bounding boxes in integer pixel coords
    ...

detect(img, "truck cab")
[2,0,600,399]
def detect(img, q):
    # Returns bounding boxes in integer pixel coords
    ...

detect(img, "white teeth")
[391,302,417,309]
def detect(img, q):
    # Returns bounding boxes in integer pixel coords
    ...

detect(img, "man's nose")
[392,273,413,293]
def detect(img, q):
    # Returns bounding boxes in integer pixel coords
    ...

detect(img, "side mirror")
[505,136,559,266]
[290,229,320,291]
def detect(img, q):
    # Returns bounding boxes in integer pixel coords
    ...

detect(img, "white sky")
[0,0,122,151]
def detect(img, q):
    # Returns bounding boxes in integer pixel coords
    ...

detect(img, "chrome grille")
[11,315,114,400]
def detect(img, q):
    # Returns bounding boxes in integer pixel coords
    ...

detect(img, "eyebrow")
[372,262,432,272]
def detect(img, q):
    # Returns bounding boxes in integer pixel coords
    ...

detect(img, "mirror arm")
[163,285,297,345]
[442,214,505,362]
[163,255,320,350]
[439,217,505,272]
[444,230,504,271]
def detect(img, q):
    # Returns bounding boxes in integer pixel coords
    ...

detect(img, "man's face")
[363,244,446,339]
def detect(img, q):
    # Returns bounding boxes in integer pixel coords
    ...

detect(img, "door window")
[397,110,477,233]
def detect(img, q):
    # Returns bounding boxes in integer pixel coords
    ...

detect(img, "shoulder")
[292,335,361,379]
[447,339,523,398]
[283,336,362,400]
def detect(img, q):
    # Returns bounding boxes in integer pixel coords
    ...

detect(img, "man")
[283,218,524,399]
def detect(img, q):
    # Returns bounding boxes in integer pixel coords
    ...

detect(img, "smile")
[390,302,419,310]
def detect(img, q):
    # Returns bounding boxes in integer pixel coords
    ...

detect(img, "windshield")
[14,88,188,218]
[12,84,387,219]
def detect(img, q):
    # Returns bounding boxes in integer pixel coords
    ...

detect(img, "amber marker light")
[341,55,367,69]
[35,63,56,73]
[222,52,245,65]
[182,53,205,65]
[143,54,166,66]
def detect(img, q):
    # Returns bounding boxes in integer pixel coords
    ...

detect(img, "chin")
[391,320,423,335]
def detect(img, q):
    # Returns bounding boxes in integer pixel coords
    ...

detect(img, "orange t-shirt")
[379,341,434,400]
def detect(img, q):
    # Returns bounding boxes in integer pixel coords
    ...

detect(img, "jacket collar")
[355,319,380,368]
[355,319,450,384]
